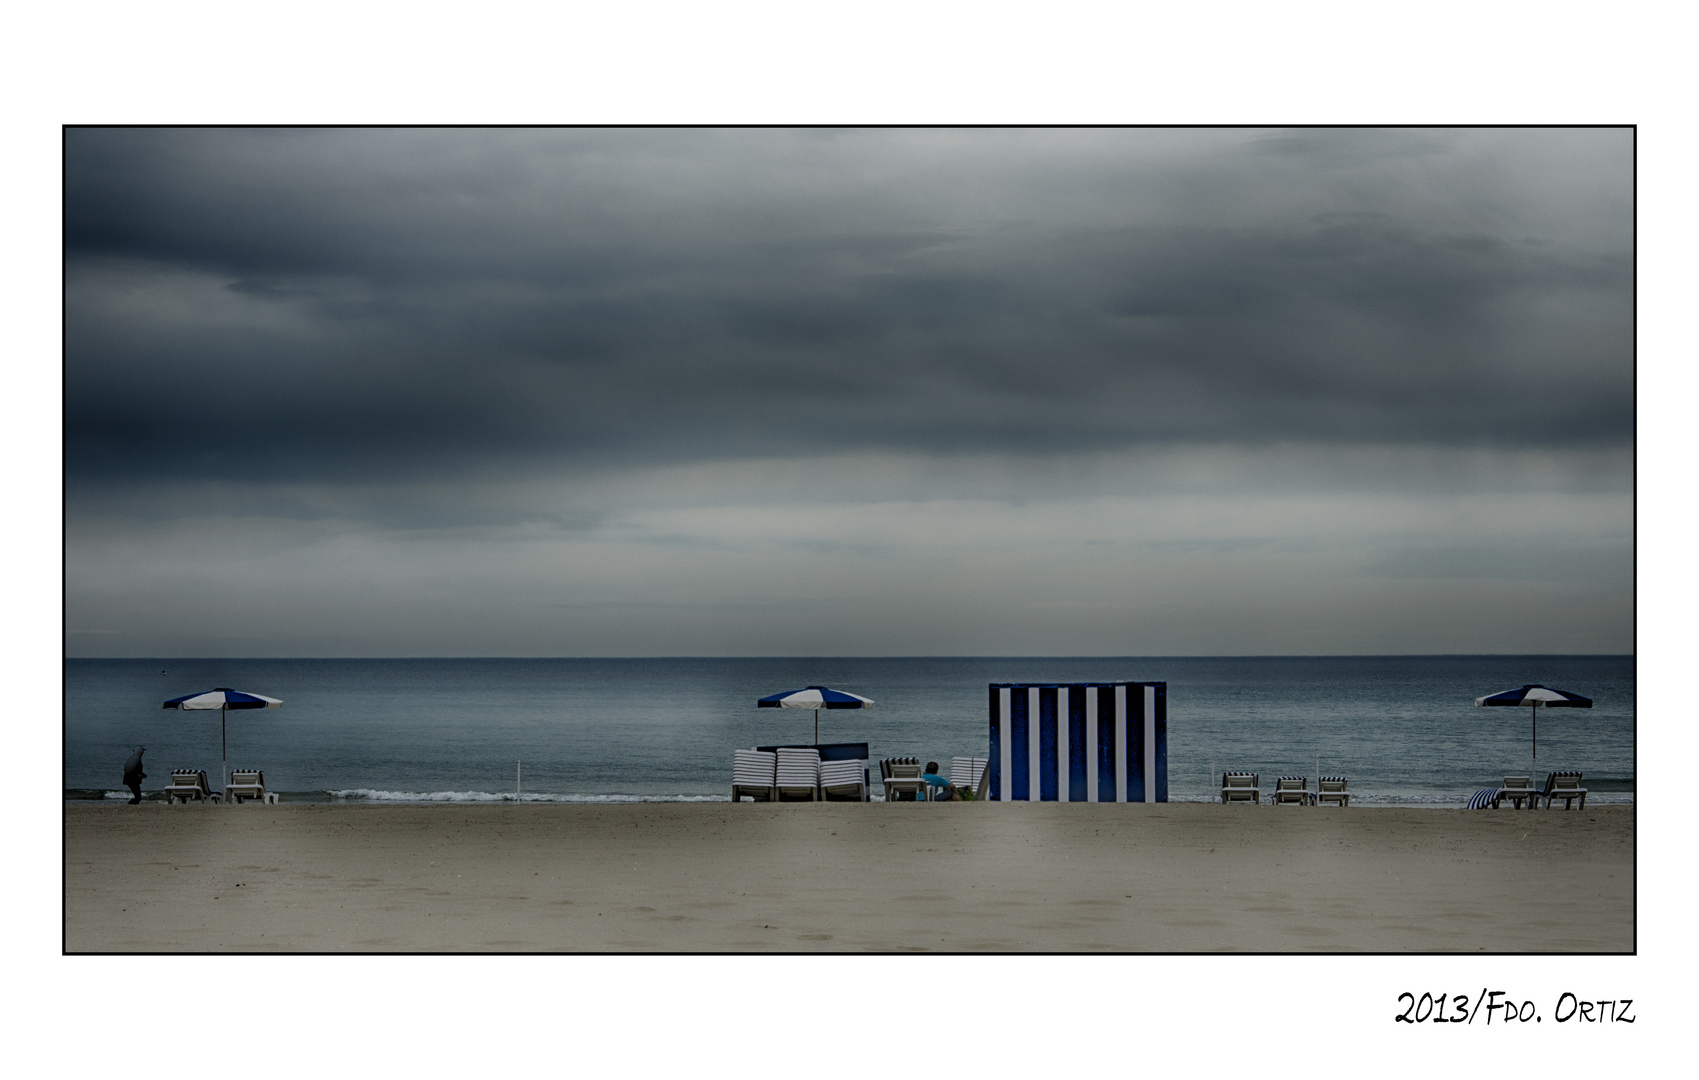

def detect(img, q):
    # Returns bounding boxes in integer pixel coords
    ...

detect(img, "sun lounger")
[1538,771,1587,810]
[775,746,822,801]
[1495,776,1536,809]
[820,759,870,801]
[732,748,778,802]
[162,769,221,804]
[1316,776,1351,807]
[1271,776,1311,805]
[881,757,926,802]
[225,769,278,804]
[1221,772,1259,804]
[950,757,988,798]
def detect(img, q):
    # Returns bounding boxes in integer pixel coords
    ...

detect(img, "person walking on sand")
[122,746,146,804]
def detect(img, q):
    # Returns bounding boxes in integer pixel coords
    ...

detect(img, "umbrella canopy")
[1474,683,1591,777]
[757,685,874,745]
[163,687,283,791]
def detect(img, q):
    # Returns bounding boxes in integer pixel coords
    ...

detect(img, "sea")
[64,655,1634,806]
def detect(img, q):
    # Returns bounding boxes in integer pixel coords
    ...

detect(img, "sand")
[63,801,1633,952]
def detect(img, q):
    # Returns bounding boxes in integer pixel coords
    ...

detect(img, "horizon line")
[65,652,1637,661]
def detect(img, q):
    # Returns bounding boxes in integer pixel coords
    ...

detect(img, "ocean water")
[64,656,1634,806]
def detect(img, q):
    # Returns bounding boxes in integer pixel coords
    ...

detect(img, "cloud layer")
[64,128,1633,656]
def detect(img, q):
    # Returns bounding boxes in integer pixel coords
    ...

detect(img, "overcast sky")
[64,127,1632,657]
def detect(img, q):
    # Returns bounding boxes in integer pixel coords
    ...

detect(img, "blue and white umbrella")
[757,685,874,745]
[1474,683,1591,778]
[163,687,283,792]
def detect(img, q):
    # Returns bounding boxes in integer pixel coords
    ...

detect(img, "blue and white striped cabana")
[988,682,1167,802]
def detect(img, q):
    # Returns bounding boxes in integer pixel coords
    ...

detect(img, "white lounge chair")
[775,747,822,801]
[1271,776,1311,805]
[1316,776,1352,807]
[1496,776,1536,809]
[1220,771,1259,804]
[225,769,278,804]
[881,757,926,802]
[820,759,870,801]
[950,757,988,798]
[1539,771,1588,810]
[732,749,777,802]
[162,769,221,804]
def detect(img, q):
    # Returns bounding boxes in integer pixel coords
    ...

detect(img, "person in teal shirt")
[922,761,961,801]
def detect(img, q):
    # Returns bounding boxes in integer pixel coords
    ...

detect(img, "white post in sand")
[517,760,522,800]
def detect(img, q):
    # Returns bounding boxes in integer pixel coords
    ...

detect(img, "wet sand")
[64,801,1633,952]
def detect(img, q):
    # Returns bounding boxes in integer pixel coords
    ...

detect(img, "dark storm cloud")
[65,127,1632,488]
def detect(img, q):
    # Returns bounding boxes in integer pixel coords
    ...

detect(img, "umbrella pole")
[1532,703,1538,780]
[815,707,820,746]
[221,705,228,796]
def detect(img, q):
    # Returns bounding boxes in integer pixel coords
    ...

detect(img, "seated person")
[921,761,962,801]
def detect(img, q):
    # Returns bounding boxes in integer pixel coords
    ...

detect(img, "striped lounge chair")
[732,749,777,802]
[881,757,925,802]
[819,758,870,801]
[1316,776,1351,807]
[950,757,988,799]
[161,769,220,804]
[1539,771,1587,810]
[225,769,278,804]
[775,746,822,801]
[1271,776,1311,805]
[1220,772,1259,804]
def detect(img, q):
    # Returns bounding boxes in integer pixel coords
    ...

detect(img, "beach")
[65,802,1632,952]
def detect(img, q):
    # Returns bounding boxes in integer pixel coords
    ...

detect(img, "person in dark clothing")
[122,746,146,804]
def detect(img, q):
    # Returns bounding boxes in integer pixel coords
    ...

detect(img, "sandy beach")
[64,802,1633,952]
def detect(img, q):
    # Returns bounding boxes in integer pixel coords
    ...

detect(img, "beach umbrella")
[1474,683,1591,778]
[757,685,874,745]
[162,687,282,793]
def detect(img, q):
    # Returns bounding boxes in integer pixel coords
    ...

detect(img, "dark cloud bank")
[63,128,1633,656]
[66,127,1630,484]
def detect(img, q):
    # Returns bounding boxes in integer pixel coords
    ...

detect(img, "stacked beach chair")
[950,757,988,797]
[775,746,823,801]
[819,758,870,801]
[731,748,778,801]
